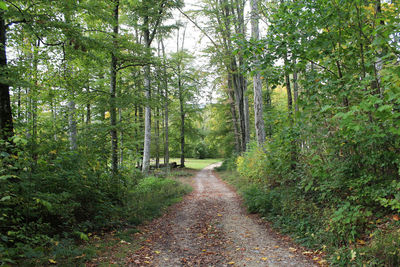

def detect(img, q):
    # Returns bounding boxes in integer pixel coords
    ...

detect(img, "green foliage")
[193,142,209,159]
[329,203,372,245]
[215,155,237,172]
[0,140,191,264]
[127,177,191,225]
[358,225,400,267]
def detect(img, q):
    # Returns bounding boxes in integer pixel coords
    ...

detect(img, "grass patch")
[169,158,222,170]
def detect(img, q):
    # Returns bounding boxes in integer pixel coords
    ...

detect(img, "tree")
[0,10,13,147]
[138,0,183,173]
[250,0,266,146]
[110,0,119,175]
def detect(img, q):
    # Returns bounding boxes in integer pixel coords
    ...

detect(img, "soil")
[126,163,318,267]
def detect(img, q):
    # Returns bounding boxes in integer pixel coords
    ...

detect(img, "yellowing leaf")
[357,239,366,245]
[49,259,57,264]
[155,250,161,254]
[105,111,110,119]
[228,261,235,265]
[261,257,268,261]
[217,213,222,217]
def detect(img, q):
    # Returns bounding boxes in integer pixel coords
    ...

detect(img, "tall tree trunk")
[110,0,119,175]
[68,97,77,150]
[232,0,250,149]
[265,80,272,138]
[119,108,124,167]
[17,87,21,119]
[179,90,185,168]
[250,0,266,146]
[293,69,299,113]
[284,56,297,170]
[243,79,250,147]
[227,74,241,152]
[284,56,293,113]
[86,86,91,125]
[0,12,13,146]
[142,19,152,174]
[51,98,58,141]
[64,7,77,151]
[161,39,169,169]
[177,26,187,168]
[374,0,384,98]
[31,40,39,161]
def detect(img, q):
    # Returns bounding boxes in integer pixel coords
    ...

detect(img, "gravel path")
[128,164,317,266]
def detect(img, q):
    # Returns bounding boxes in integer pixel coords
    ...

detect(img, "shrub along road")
[126,164,316,266]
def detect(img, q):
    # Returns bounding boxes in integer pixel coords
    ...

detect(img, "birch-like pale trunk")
[68,98,77,150]
[250,0,266,146]
[161,39,169,169]
[142,17,152,173]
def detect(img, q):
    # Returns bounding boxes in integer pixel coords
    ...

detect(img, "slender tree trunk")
[284,56,297,170]
[86,86,91,125]
[232,0,250,149]
[155,98,160,168]
[284,57,293,114]
[293,69,299,113]
[265,80,272,138]
[142,20,152,173]
[250,0,265,146]
[110,0,119,175]
[228,74,241,152]
[0,13,13,145]
[51,98,58,141]
[68,98,77,150]
[161,40,169,169]
[179,78,185,168]
[17,87,21,119]
[243,80,250,147]
[374,0,384,98]
[119,108,124,167]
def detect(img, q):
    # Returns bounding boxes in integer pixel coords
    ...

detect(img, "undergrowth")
[0,144,191,266]
[218,151,400,266]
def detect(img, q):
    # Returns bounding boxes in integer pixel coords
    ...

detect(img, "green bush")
[215,154,237,171]
[127,177,191,224]
[0,141,190,265]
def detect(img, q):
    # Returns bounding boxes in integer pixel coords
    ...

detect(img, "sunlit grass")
[169,158,222,170]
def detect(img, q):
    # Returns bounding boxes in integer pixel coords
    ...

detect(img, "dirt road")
[128,164,316,266]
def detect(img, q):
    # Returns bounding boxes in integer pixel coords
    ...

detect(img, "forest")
[1,0,400,266]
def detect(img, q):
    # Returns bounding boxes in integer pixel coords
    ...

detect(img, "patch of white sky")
[161,0,268,105]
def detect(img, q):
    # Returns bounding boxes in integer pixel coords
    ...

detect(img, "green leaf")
[0,196,11,201]
[0,175,19,181]
[0,2,7,10]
